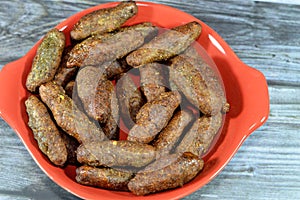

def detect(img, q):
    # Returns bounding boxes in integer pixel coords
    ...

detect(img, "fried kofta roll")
[25,95,67,166]
[128,91,181,144]
[70,1,138,40]
[26,28,65,92]
[93,22,158,45]
[76,66,119,125]
[152,110,194,157]
[170,46,228,115]
[77,140,156,168]
[126,21,202,67]
[176,112,223,157]
[96,22,159,79]
[39,81,107,144]
[67,30,144,68]
[128,152,204,196]
[88,22,158,44]
[116,73,144,129]
[67,22,159,68]
[76,66,112,123]
[140,63,168,102]
[76,166,134,191]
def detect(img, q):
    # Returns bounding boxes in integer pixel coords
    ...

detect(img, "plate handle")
[238,63,270,137]
[0,57,28,129]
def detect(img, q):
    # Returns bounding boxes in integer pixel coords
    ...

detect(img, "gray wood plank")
[0,0,299,199]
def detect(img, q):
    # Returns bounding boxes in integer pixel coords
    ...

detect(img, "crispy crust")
[176,112,223,157]
[76,166,134,191]
[128,152,204,196]
[170,46,227,115]
[26,28,65,92]
[67,29,144,68]
[39,81,107,144]
[70,1,138,40]
[76,66,117,123]
[126,21,202,67]
[77,140,156,168]
[153,110,194,157]
[75,66,120,139]
[127,91,181,144]
[25,95,67,166]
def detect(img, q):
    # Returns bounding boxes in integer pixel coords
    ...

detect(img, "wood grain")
[0,0,299,199]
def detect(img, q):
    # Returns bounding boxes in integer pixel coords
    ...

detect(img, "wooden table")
[0,0,299,199]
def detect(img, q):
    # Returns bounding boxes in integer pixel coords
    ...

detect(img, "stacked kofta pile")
[25,1,229,196]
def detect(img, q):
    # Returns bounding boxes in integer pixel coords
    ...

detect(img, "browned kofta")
[116,73,145,129]
[126,21,202,67]
[76,66,119,139]
[54,46,78,87]
[67,22,159,68]
[128,91,181,144]
[25,95,67,166]
[76,66,111,123]
[77,140,156,168]
[140,63,168,102]
[76,66,119,125]
[152,110,194,157]
[90,22,158,45]
[26,28,65,92]
[170,46,228,116]
[67,29,144,68]
[96,22,159,79]
[176,112,223,157]
[128,152,204,196]
[39,81,107,144]
[76,166,134,191]
[70,1,138,40]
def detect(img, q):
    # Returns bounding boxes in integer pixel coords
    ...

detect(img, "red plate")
[0,1,269,199]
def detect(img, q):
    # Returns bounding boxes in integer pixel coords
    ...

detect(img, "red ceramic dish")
[0,2,269,200]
